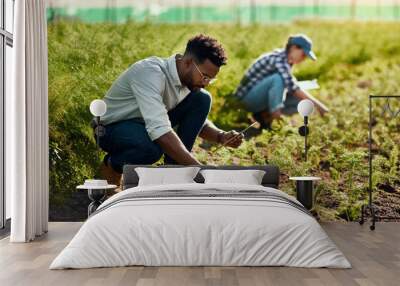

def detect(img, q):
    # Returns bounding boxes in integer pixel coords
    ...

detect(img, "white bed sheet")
[50,183,351,269]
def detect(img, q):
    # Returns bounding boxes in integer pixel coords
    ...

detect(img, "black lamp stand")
[94,116,106,162]
[298,116,310,161]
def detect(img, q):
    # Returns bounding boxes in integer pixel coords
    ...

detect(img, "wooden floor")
[0,222,399,286]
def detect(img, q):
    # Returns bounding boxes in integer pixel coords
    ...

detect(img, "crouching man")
[96,34,243,185]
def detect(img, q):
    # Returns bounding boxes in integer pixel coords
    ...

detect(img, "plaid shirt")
[235,49,299,99]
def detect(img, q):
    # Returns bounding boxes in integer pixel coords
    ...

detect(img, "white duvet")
[50,183,351,269]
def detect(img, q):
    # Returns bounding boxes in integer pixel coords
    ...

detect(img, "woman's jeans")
[240,73,300,115]
[98,90,211,173]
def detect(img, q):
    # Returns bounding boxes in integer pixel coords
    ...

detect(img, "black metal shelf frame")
[360,95,400,230]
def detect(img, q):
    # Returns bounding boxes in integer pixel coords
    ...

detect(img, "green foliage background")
[48,20,400,220]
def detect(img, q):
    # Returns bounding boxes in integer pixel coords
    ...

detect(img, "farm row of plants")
[48,20,400,220]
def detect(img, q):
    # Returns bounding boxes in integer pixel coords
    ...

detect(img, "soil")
[374,190,400,220]
[49,191,90,221]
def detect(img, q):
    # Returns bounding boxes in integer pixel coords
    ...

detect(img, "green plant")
[48,20,400,220]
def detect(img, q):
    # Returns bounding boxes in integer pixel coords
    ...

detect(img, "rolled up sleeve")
[275,59,300,93]
[130,66,172,141]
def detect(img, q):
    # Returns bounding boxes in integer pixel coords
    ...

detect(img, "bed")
[50,165,351,269]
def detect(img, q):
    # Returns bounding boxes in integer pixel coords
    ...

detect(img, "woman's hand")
[316,104,329,116]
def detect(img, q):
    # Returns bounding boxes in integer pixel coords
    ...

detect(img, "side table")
[289,176,321,210]
[77,184,117,217]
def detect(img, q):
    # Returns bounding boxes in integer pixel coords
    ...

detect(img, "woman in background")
[235,34,328,130]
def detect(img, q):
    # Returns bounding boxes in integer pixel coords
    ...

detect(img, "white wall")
[5,45,13,220]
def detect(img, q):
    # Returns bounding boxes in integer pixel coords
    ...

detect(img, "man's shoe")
[99,161,122,186]
[252,112,272,130]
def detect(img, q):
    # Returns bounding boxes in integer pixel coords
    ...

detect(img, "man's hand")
[220,131,244,148]
[199,121,243,148]
[155,131,201,165]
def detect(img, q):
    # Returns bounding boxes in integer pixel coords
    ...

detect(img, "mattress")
[50,183,351,269]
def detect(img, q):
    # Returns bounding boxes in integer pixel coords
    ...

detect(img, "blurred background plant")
[47,4,400,221]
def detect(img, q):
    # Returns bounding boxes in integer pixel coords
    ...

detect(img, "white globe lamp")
[90,99,107,164]
[90,99,107,117]
[297,99,315,162]
[297,99,314,117]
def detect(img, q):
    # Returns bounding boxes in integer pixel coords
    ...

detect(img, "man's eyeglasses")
[192,61,217,84]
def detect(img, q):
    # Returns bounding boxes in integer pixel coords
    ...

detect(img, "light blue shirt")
[101,54,191,141]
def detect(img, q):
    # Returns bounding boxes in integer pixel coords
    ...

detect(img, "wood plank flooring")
[0,222,399,286]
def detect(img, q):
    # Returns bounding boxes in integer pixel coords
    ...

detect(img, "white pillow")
[200,169,266,185]
[135,167,201,186]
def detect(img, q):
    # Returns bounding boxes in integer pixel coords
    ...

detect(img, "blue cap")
[288,34,317,61]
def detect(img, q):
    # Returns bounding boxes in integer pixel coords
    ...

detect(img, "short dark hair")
[184,34,227,67]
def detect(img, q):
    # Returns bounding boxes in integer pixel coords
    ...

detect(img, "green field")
[48,20,400,221]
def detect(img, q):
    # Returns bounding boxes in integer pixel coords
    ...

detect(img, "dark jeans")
[98,90,211,173]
